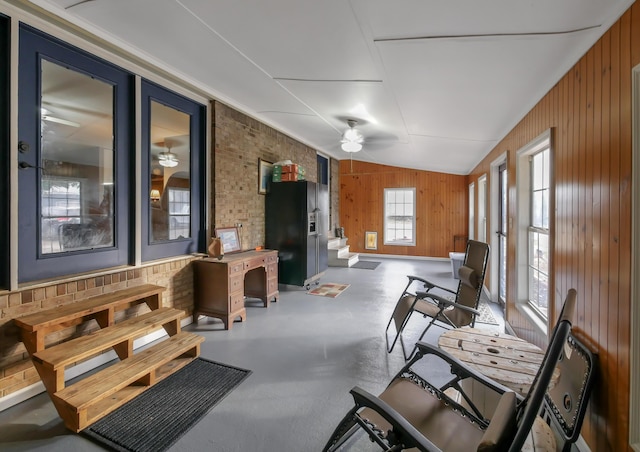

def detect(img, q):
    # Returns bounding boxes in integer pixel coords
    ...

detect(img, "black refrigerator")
[265,181,328,287]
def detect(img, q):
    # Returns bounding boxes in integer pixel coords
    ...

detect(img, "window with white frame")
[384,188,416,246]
[468,183,475,240]
[528,149,550,317]
[516,130,552,326]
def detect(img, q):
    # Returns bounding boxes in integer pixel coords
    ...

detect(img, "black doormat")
[83,358,251,452]
[351,260,381,270]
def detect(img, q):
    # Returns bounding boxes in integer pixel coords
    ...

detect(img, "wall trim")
[489,152,507,304]
[629,65,640,452]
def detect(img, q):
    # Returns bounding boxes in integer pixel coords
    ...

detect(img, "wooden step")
[52,331,204,432]
[32,307,184,394]
[14,284,165,354]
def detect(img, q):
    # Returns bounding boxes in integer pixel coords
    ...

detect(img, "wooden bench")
[32,307,184,394]
[52,331,204,432]
[14,283,164,355]
[14,283,205,432]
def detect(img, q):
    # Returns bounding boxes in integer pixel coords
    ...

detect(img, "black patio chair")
[323,289,581,452]
[385,239,490,360]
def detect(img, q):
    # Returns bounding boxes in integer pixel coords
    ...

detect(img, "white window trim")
[629,65,640,451]
[489,152,507,304]
[477,174,487,243]
[515,129,552,337]
[468,182,475,241]
[383,187,416,246]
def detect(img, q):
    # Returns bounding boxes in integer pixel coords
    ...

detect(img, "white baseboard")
[574,434,591,451]
[0,316,194,412]
[355,253,449,262]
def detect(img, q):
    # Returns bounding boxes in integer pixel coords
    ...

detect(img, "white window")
[516,130,552,329]
[168,188,190,240]
[468,183,475,240]
[384,188,416,246]
[528,149,550,317]
[477,175,487,243]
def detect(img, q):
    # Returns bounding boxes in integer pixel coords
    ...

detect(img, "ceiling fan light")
[341,141,362,152]
[158,151,179,167]
[342,128,362,142]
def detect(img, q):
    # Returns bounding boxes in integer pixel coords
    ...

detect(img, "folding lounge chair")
[385,239,490,360]
[323,289,585,452]
[536,319,597,451]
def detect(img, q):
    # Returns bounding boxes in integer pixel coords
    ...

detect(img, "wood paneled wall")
[467,5,638,451]
[339,160,467,257]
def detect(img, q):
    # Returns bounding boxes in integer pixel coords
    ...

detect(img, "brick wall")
[212,101,338,249]
[0,101,339,403]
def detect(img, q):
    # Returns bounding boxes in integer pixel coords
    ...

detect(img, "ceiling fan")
[340,119,364,153]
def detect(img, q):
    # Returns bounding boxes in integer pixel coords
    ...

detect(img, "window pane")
[542,188,549,229]
[528,228,549,316]
[532,152,544,190]
[542,149,550,188]
[149,101,191,243]
[532,191,543,228]
[40,60,114,254]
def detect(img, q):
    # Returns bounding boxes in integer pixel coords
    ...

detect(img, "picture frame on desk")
[215,226,241,254]
[258,158,273,194]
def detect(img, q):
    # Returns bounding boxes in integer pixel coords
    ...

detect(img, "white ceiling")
[29,0,633,174]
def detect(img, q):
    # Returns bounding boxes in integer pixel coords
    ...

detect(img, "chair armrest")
[407,275,456,295]
[414,292,481,317]
[414,341,517,397]
[350,386,443,452]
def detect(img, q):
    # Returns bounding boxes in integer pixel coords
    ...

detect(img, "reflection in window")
[149,101,191,243]
[40,60,114,254]
[168,188,190,239]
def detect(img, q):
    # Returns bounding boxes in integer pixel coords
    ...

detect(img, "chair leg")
[406,312,443,360]
[322,407,361,452]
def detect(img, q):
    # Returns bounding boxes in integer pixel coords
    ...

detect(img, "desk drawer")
[230,292,244,311]
[229,274,244,293]
[244,257,265,271]
[229,262,244,275]
[265,253,278,264]
[267,278,278,295]
[266,262,277,276]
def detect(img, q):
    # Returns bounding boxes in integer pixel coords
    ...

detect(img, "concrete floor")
[0,257,504,452]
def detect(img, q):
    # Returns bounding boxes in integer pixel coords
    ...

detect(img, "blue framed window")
[317,154,329,185]
[141,80,205,261]
[0,14,8,287]
[17,25,133,282]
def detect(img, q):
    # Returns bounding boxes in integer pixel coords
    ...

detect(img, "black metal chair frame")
[324,289,591,452]
[385,240,490,360]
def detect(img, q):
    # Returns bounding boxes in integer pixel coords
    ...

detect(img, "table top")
[438,327,551,395]
[199,249,277,264]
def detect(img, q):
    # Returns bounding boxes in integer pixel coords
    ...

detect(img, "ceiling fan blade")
[42,115,80,127]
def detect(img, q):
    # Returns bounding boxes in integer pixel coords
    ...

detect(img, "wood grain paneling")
[466,6,637,451]
[339,160,467,257]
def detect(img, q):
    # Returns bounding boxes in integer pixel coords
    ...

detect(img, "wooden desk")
[438,327,547,395]
[193,250,279,329]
